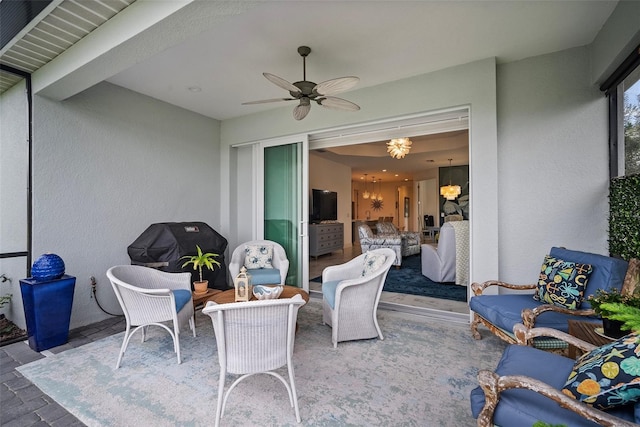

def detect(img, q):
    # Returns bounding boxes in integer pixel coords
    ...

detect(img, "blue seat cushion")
[173,289,192,312]
[469,294,601,333]
[322,280,341,309]
[247,268,281,285]
[470,344,635,426]
[549,247,628,309]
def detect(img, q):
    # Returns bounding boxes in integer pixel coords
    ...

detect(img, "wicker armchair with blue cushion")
[228,240,289,286]
[375,221,421,257]
[358,224,402,267]
[469,247,629,350]
[471,324,639,426]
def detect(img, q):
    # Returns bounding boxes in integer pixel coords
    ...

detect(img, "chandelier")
[387,137,412,159]
[376,178,383,201]
[440,159,461,201]
[362,174,370,199]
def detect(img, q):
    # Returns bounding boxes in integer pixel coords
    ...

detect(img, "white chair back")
[202,295,305,426]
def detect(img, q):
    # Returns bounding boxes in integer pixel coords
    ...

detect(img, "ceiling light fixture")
[370,176,377,201]
[362,174,370,199]
[440,159,461,201]
[387,137,412,159]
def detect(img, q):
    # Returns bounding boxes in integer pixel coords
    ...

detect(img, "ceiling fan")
[243,46,360,120]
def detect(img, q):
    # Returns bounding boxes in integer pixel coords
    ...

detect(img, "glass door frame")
[255,134,309,291]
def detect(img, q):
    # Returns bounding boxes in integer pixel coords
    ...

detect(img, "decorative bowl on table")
[252,285,284,300]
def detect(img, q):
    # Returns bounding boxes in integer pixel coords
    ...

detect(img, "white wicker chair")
[228,240,289,285]
[106,265,196,368]
[202,295,305,427]
[321,248,396,348]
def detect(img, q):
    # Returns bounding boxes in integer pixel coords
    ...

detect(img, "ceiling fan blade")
[317,96,360,111]
[263,73,300,94]
[242,98,296,105]
[293,102,311,121]
[314,76,359,95]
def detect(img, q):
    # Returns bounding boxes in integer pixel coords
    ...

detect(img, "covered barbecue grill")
[127,222,228,290]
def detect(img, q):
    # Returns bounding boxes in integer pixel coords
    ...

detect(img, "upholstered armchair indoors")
[321,248,396,347]
[471,324,639,426]
[106,265,196,368]
[358,224,402,267]
[421,220,469,285]
[375,221,421,257]
[469,247,629,350]
[228,240,289,286]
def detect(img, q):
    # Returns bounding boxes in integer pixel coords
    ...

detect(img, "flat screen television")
[311,189,337,222]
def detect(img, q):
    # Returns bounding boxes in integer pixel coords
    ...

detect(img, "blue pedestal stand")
[20,275,76,352]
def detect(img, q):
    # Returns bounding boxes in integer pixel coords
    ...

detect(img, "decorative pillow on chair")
[244,244,273,269]
[562,332,640,410]
[533,255,592,309]
[362,251,386,277]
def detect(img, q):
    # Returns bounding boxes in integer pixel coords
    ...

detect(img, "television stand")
[309,223,343,259]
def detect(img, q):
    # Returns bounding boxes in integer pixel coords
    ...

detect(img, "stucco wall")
[0,80,29,323]
[496,46,608,285]
[31,82,220,328]
[221,58,500,288]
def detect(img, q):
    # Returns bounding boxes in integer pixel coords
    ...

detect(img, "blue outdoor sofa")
[470,324,639,426]
[469,247,629,349]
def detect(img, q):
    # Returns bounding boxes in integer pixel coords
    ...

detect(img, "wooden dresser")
[309,223,344,259]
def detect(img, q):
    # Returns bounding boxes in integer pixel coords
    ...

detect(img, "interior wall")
[309,153,352,247]
[32,82,221,328]
[496,46,608,285]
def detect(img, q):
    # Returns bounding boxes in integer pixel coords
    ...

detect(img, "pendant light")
[362,174,370,199]
[377,178,383,201]
[440,159,461,201]
[370,176,377,201]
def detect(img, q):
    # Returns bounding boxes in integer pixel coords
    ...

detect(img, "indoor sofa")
[469,247,629,348]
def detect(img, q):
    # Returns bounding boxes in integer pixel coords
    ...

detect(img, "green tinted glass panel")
[264,144,301,286]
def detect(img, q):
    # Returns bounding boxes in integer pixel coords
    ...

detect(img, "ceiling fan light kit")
[387,137,412,159]
[243,46,360,120]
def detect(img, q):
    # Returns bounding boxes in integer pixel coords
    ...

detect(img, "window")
[621,68,640,175]
[602,45,640,177]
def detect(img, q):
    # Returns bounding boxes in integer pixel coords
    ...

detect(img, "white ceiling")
[105,1,617,121]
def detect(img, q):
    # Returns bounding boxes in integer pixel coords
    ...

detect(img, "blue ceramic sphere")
[32,253,65,282]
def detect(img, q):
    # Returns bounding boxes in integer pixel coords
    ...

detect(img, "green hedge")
[609,173,640,260]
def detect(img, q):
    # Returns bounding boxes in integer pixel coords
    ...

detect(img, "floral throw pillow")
[362,251,386,277]
[562,333,640,409]
[533,255,592,309]
[244,244,273,269]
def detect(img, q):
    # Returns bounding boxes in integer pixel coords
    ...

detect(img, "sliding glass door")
[259,136,309,289]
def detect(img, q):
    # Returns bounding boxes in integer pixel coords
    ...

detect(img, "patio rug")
[17,300,505,426]
[311,254,467,302]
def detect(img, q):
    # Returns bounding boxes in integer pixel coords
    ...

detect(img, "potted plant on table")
[588,288,640,338]
[180,245,220,295]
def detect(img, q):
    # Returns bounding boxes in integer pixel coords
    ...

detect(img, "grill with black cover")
[127,222,228,290]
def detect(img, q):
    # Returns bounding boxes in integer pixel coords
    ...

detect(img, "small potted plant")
[180,245,220,295]
[588,288,640,337]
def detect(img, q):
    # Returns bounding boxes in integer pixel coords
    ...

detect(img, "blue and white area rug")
[312,255,467,302]
[18,300,505,426]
